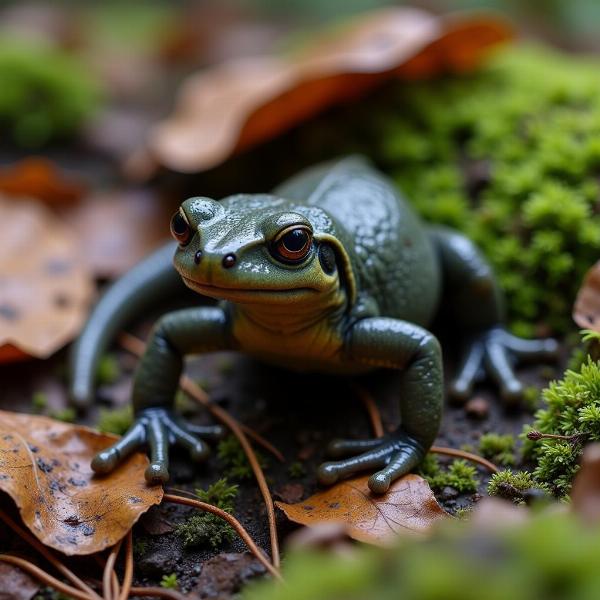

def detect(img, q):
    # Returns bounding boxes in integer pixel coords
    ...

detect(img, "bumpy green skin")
[72,157,556,493]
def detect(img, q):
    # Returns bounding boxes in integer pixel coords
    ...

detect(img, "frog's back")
[275,157,441,326]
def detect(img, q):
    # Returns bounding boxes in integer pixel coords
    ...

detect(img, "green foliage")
[487,469,548,504]
[418,455,479,493]
[133,538,148,557]
[478,433,516,467]
[523,358,600,496]
[95,354,120,386]
[97,406,133,435]
[174,478,238,549]
[160,573,178,589]
[288,461,306,478]
[0,38,99,147]
[49,408,76,423]
[31,391,48,412]
[244,511,600,600]
[217,435,267,480]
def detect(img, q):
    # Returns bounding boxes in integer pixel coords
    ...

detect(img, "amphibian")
[70,157,557,493]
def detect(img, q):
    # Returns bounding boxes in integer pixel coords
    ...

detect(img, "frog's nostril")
[194,250,203,265]
[222,253,236,269]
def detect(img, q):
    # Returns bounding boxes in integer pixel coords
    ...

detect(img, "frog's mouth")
[181,276,318,304]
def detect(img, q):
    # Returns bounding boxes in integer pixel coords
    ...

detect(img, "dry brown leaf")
[276,474,449,546]
[0,197,94,362]
[573,260,600,331]
[61,190,173,278]
[0,158,86,205]
[0,410,163,555]
[0,562,39,600]
[132,8,511,176]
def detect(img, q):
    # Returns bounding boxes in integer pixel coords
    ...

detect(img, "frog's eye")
[170,210,192,246]
[271,226,313,263]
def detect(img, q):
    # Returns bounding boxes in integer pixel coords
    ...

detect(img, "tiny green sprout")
[288,461,306,478]
[133,538,148,557]
[31,391,48,412]
[580,329,600,344]
[453,506,472,520]
[96,354,120,385]
[160,573,178,589]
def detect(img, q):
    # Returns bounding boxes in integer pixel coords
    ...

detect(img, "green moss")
[133,538,148,558]
[487,469,549,504]
[245,510,600,600]
[0,38,99,147]
[174,478,238,549]
[478,433,516,467]
[97,406,133,435]
[217,435,267,480]
[31,391,48,412]
[49,408,76,423]
[523,358,600,497]
[288,461,306,478]
[160,573,178,590]
[95,354,120,386]
[418,455,479,493]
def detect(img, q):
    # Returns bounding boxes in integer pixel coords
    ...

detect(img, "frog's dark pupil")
[171,213,188,236]
[282,229,308,252]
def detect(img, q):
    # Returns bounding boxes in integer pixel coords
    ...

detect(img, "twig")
[0,509,101,599]
[119,333,280,568]
[129,587,187,599]
[164,493,283,582]
[118,531,133,600]
[526,430,585,444]
[103,539,122,600]
[430,446,499,473]
[354,384,384,438]
[0,554,93,600]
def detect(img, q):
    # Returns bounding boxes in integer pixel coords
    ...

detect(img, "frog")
[70,157,557,494]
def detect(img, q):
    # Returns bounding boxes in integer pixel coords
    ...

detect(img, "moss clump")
[31,391,48,412]
[95,354,120,386]
[160,573,178,590]
[49,408,76,423]
[245,511,600,600]
[523,358,600,497]
[418,454,479,493]
[288,461,306,479]
[97,406,133,435]
[0,38,99,147]
[174,478,238,549]
[217,435,267,480]
[479,433,516,467]
[487,469,550,504]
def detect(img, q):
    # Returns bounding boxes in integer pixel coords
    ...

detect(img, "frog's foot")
[317,431,425,494]
[91,407,224,484]
[450,327,559,405]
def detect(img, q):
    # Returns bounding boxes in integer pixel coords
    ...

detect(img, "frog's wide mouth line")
[180,276,318,297]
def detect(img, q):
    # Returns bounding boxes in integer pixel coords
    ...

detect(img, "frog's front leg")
[92,306,233,484]
[429,226,558,404]
[318,318,442,494]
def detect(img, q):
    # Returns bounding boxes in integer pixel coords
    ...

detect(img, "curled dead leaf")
[276,474,449,546]
[131,8,511,176]
[0,410,163,555]
[573,260,600,332]
[0,158,86,205]
[0,197,94,362]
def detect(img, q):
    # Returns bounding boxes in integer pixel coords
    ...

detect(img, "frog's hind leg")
[428,226,558,405]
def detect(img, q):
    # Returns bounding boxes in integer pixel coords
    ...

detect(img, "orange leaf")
[276,474,449,546]
[0,410,163,555]
[132,8,511,176]
[0,197,94,362]
[0,158,86,205]
[573,260,600,332]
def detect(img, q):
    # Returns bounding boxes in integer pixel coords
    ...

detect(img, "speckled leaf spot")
[276,474,449,546]
[0,410,163,555]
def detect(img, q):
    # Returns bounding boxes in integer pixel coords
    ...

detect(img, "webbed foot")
[450,327,558,405]
[317,431,425,494]
[91,408,224,484]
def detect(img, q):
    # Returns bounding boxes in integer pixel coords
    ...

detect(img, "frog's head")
[170,195,356,307]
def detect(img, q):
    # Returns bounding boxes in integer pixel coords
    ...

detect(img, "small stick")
[103,539,122,600]
[0,509,101,599]
[164,493,283,582]
[526,430,584,443]
[119,333,281,568]
[430,446,499,473]
[0,554,93,600]
[354,384,384,438]
[118,531,133,600]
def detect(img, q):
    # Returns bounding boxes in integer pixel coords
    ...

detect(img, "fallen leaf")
[0,410,163,555]
[0,158,86,205]
[131,8,511,176]
[276,474,449,546]
[0,562,39,600]
[573,260,600,331]
[61,190,173,278]
[140,507,174,535]
[571,443,600,524]
[273,482,304,504]
[0,197,94,362]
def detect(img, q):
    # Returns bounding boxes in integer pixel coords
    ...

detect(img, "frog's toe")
[164,415,211,462]
[186,423,226,441]
[326,438,383,458]
[91,423,145,475]
[500,331,559,361]
[448,342,484,404]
